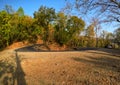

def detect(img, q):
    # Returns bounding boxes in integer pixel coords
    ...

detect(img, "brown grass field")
[0,45,120,85]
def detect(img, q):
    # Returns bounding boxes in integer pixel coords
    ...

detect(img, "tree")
[114,27,120,46]
[54,12,85,46]
[67,16,85,47]
[34,6,56,44]
[99,30,107,47]
[91,18,101,47]
[4,5,14,14]
[17,7,24,16]
[54,12,68,45]
[86,24,95,37]
[65,0,120,23]
[67,16,85,37]
[18,16,34,41]
[99,30,114,47]
[0,10,12,47]
[106,32,114,45]
[86,24,96,47]
[0,11,34,45]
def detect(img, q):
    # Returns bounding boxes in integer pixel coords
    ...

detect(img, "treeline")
[0,5,119,49]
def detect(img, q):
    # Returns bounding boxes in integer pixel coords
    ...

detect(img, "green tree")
[67,16,85,47]
[0,5,42,49]
[86,24,96,47]
[0,10,12,48]
[17,7,24,16]
[34,6,56,44]
[54,13,85,46]
[67,16,85,37]
[86,24,95,37]
[106,32,113,45]
[54,12,68,45]
[99,30,107,47]
[114,28,120,46]
[15,15,36,42]
[99,30,114,47]
[4,5,14,14]
[10,13,39,43]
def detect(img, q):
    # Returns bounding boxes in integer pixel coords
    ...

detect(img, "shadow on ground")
[0,51,26,85]
[15,44,51,52]
[88,48,120,58]
[72,55,120,72]
[14,51,26,85]
[15,44,98,52]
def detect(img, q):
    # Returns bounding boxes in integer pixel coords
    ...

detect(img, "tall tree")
[67,16,85,37]
[86,24,95,37]
[91,18,101,47]
[54,12,68,45]
[4,5,14,14]
[86,24,95,47]
[17,7,24,16]
[99,30,114,47]
[54,12,85,46]
[114,27,120,46]
[34,6,56,44]
[0,10,12,47]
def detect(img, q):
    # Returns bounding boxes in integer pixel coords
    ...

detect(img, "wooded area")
[0,3,120,50]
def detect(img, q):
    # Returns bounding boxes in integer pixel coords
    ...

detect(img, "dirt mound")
[7,41,29,49]
[7,41,70,51]
[48,43,69,51]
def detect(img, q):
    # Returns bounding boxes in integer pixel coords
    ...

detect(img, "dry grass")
[0,48,120,85]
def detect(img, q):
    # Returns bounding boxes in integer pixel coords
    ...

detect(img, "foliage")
[114,28,120,46]
[0,5,118,50]
[67,16,85,37]
[99,30,114,47]
[54,12,68,45]
[17,7,24,16]
[54,13,85,45]
[0,6,42,49]
[0,11,12,48]
[4,5,14,14]
[85,24,96,47]
[34,6,56,44]
[86,24,95,37]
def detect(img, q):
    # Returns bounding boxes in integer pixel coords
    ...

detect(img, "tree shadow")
[0,51,26,85]
[73,47,98,51]
[72,56,120,73]
[0,59,15,85]
[98,48,120,55]
[72,55,120,83]
[87,48,120,58]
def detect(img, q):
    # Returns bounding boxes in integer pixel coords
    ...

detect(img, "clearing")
[0,44,120,85]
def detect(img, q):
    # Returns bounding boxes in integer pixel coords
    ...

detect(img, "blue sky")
[0,0,66,16]
[0,0,118,33]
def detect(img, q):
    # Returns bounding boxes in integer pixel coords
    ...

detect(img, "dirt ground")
[0,46,120,85]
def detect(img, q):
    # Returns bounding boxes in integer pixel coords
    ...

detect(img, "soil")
[0,43,120,85]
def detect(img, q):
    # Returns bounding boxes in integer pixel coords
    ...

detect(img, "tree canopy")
[0,5,119,50]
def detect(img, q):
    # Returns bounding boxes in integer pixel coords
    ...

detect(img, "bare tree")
[91,17,102,47]
[64,0,120,23]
